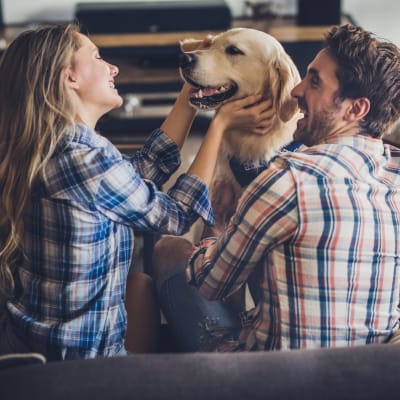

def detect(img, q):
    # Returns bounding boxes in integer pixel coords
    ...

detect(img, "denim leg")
[156,263,241,352]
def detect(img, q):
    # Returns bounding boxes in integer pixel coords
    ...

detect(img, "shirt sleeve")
[51,127,213,235]
[186,159,298,300]
[93,129,214,233]
[128,129,182,187]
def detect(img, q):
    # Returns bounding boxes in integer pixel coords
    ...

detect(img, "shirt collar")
[319,134,386,158]
[56,123,106,153]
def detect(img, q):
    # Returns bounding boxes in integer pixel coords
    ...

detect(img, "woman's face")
[67,33,123,126]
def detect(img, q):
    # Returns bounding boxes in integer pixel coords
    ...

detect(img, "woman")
[0,24,273,360]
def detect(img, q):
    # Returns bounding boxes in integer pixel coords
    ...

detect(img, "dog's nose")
[179,52,197,68]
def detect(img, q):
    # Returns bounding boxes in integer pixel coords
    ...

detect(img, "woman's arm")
[160,83,197,150]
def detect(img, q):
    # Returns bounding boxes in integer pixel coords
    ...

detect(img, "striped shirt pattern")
[188,135,400,351]
[8,124,212,359]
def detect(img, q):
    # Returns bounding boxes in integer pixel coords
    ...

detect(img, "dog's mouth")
[185,76,238,110]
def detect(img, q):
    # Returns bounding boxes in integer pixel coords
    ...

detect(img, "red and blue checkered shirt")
[188,135,400,351]
[8,124,213,359]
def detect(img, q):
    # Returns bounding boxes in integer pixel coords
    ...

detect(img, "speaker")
[75,1,232,34]
[297,0,341,26]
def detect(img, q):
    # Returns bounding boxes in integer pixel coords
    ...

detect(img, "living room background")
[1,1,400,46]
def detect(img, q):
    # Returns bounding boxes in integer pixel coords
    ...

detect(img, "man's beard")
[294,97,340,146]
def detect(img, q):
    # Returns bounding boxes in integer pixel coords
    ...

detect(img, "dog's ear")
[180,38,203,53]
[270,52,300,122]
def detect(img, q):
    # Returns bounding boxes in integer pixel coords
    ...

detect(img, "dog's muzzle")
[179,52,238,110]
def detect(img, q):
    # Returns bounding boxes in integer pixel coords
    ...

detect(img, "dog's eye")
[225,45,244,56]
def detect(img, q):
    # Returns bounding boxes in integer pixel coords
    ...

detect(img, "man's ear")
[347,97,370,122]
[66,68,79,89]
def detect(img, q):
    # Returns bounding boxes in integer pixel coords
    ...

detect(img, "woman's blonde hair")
[0,24,81,309]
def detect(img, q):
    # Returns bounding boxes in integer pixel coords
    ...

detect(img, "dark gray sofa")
[0,343,398,400]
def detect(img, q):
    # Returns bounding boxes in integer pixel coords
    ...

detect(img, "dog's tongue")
[202,87,218,96]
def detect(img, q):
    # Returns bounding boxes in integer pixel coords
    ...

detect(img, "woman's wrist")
[210,111,229,135]
[177,83,196,110]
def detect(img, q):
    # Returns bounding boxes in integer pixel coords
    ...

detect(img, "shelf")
[88,17,339,48]
[0,15,353,50]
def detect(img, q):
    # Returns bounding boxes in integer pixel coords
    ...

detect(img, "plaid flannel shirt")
[188,135,400,351]
[8,124,212,359]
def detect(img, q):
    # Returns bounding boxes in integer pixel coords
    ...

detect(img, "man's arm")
[187,162,299,300]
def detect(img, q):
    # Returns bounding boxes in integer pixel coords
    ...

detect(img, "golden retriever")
[180,27,301,238]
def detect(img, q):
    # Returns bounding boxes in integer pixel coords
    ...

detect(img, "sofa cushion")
[0,344,398,400]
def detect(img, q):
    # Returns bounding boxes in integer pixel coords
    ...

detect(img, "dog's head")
[179,28,300,123]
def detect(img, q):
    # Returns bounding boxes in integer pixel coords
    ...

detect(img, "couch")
[0,343,398,400]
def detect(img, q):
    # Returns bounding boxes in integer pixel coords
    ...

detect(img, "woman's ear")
[65,68,79,89]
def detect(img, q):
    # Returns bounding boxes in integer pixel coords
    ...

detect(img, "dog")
[179,27,301,240]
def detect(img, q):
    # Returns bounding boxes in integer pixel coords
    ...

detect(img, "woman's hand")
[213,95,275,136]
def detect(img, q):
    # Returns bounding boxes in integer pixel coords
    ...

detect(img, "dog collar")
[229,141,303,187]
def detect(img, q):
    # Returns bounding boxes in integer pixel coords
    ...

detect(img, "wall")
[342,0,400,46]
[1,0,239,23]
[2,0,400,46]
[4,0,295,23]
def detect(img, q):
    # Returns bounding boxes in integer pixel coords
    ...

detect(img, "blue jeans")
[156,263,241,352]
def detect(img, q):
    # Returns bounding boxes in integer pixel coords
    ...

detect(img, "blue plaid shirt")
[7,124,213,359]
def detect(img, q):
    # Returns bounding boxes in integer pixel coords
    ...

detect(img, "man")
[153,24,400,352]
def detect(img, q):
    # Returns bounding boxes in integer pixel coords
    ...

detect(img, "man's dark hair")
[324,24,400,138]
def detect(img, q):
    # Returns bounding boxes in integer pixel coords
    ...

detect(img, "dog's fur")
[180,27,301,239]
